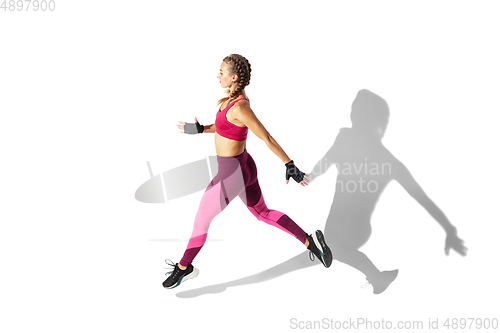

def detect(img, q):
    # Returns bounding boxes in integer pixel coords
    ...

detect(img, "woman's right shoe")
[307,230,333,268]
[162,260,199,289]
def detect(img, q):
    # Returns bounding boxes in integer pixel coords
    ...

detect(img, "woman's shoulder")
[231,97,251,111]
[236,95,250,104]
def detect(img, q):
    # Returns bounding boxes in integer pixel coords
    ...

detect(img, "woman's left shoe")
[307,230,333,268]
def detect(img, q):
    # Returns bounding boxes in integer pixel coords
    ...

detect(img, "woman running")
[163,54,332,289]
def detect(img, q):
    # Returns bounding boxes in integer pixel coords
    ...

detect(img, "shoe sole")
[312,230,333,268]
[164,267,199,289]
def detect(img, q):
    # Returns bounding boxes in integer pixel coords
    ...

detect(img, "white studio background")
[1,1,499,332]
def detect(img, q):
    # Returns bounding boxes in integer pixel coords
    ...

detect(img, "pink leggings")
[180,149,308,267]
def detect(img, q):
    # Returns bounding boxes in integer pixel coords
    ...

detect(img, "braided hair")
[217,54,252,106]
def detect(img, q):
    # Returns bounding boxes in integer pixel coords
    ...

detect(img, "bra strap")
[224,98,249,111]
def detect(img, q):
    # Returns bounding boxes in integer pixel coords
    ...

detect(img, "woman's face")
[217,61,236,89]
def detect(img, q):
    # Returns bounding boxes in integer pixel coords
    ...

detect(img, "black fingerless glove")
[285,160,305,183]
[184,121,204,134]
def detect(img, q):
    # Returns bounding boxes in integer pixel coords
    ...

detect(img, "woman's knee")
[247,201,286,224]
[240,181,261,207]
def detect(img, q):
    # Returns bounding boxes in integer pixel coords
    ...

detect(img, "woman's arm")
[177,117,206,134]
[234,104,308,186]
[234,105,291,163]
[204,123,216,133]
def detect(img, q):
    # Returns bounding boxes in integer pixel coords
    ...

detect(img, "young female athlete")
[163,54,333,289]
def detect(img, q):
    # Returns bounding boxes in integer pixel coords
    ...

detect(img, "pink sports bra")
[215,98,249,141]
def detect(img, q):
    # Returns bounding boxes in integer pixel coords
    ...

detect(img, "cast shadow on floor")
[176,90,467,298]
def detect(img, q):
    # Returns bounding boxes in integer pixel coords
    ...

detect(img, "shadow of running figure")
[176,89,468,297]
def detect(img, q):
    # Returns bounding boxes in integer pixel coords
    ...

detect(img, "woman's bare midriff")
[215,132,246,156]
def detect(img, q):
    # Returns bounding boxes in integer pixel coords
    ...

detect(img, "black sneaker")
[307,230,333,268]
[162,260,199,289]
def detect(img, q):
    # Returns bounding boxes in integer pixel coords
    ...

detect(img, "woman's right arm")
[177,118,212,134]
[204,123,216,133]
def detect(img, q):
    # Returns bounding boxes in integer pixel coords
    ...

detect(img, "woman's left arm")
[234,104,290,162]
[235,105,308,186]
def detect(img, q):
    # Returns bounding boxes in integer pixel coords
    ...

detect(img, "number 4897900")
[1,0,56,11]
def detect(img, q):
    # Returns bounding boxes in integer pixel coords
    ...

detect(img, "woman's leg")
[238,151,332,267]
[238,153,308,244]
[240,178,308,244]
[179,156,247,267]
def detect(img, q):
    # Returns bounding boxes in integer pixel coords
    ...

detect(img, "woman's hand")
[444,227,468,256]
[285,160,309,187]
[177,117,204,134]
